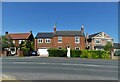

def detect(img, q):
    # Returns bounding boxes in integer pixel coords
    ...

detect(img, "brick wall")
[53,36,85,50]
[35,38,53,50]
[35,36,85,50]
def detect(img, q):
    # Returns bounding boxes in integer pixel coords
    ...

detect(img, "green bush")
[48,49,67,57]
[80,50,92,58]
[71,50,82,57]
[22,48,30,56]
[47,48,110,59]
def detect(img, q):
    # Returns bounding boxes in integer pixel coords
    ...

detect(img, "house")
[5,31,34,47]
[86,32,114,50]
[5,31,34,55]
[35,24,86,56]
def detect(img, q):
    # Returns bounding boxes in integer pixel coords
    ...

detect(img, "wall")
[53,36,85,50]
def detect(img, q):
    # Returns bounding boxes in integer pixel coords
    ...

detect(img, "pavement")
[1,56,119,80]
[1,75,16,80]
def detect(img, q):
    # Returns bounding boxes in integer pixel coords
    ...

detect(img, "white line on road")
[12,62,118,68]
[2,74,9,78]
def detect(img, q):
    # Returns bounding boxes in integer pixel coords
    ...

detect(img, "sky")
[2,2,118,42]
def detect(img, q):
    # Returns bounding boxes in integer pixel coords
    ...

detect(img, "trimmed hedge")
[47,49,110,59]
[71,50,82,57]
[48,49,67,57]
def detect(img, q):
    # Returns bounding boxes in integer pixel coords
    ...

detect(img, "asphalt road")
[1,56,119,80]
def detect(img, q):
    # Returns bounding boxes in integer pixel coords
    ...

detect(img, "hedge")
[47,49,110,59]
[22,48,30,56]
[71,50,82,57]
[48,49,67,57]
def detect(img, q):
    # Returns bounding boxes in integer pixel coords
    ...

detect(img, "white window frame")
[58,46,63,49]
[75,36,80,43]
[58,36,62,43]
[19,40,22,44]
[45,38,51,43]
[75,47,80,50]
[38,38,43,43]
[13,40,15,44]
[95,39,101,44]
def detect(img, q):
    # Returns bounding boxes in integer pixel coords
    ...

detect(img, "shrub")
[22,48,30,56]
[71,50,82,57]
[80,50,91,58]
[80,50,110,59]
[47,48,110,59]
[48,49,67,57]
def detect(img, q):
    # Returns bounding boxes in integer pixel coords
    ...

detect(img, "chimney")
[81,25,84,34]
[30,31,32,34]
[5,31,8,35]
[54,24,56,33]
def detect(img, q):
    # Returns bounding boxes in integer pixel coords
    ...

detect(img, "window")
[38,38,43,43]
[107,40,111,42]
[58,46,63,49]
[58,36,62,43]
[75,47,80,50]
[96,39,101,44]
[13,40,15,44]
[75,36,80,43]
[45,38,51,43]
[19,40,22,44]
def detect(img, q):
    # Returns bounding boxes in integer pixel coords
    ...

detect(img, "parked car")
[30,51,38,56]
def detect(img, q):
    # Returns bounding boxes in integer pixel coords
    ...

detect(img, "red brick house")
[35,24,86,55]
[5,31,34,47]
[4,31,34,56]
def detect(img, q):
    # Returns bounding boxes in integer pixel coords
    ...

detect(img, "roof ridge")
[9,33,30,34]
[38,32,53,33]
[57,30,81,31]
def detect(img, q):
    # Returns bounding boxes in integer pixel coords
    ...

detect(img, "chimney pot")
[81,25,84,34]
[5,31,8,35]
[54,24,56,33]
[30,31,32,34]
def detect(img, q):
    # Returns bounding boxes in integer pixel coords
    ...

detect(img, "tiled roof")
[35,33,53,38]
[54,31,84,36]
[8,33,31,40]
[35,31,84,38]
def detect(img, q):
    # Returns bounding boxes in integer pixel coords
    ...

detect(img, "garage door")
[37,48,48,57]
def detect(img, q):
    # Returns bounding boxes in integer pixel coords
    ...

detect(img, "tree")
[104,41,113,51]
[2,35,14,51]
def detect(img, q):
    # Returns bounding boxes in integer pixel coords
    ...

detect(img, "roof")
[89,32,101,38]
[8,33,31,40]
[35,31,84,38]
[54,31,84,36]
[113,43,120,49]
[35,33,53,38]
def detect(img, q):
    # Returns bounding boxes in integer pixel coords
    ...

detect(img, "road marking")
[2,75,9,78]
[12,62,28,64]
[11,62,118,68]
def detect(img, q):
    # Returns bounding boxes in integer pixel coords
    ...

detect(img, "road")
[1,56,119,80]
